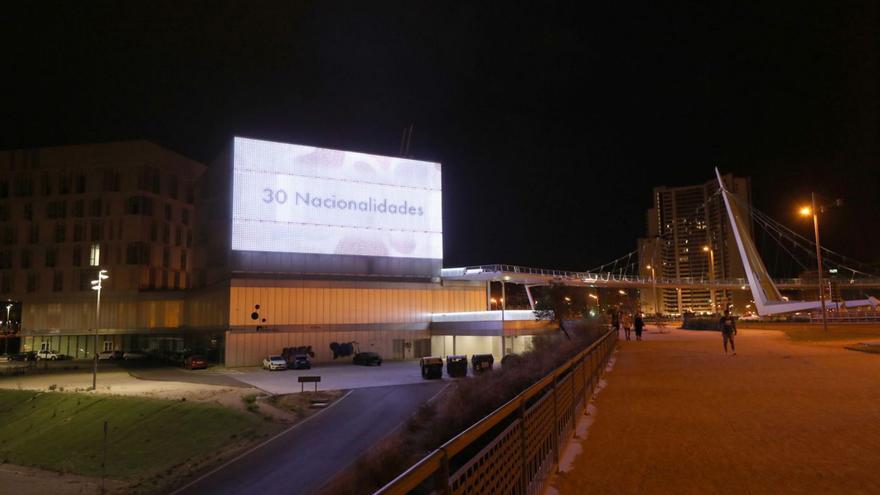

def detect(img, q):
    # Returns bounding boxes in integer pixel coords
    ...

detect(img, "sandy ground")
[0,463,128,495]
[549,327,880,495]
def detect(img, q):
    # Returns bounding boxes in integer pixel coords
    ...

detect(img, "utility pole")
[91,269,109,390]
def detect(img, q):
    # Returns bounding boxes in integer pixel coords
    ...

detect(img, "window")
[20,249,31,269]
[53,271,63,292]
[54,223,66,243]
[0,250,11,269]
[0,179,7,198]
[168,175,178,200]
[181,209,189,225]
[75,174,86,194]
[185,183,195,204]
[125,196,153,216]
[14,176,34,197]
[26,272,39,292]
[126,242,148,265]
[137,167,160,194]
[0,203,8,222]
[150,221,158,242]
[161,270,168,289]
[162,247,170,268]
[45,248,57,268]
[89,243,101,266]
[1,226,15,245]
[174,227,181,247]
[73,222,84,242]
[164,204,172,221]
[1,271,11,293]
[103,341,113,352]
[23,203,33,221]
[174,271,180,289]
[180,251,187,270]
[72,246,82,267]
[90,222,103,242]
[162,224,170,244]
[186,230,192,248]
[40,173,52,196]
[90,199,103,217]
[103,170,120,192]
[28,225,39,244]
[77,270,92,291]
[47,200,67,219]
[73,199,84,217]
[59,175,71,194]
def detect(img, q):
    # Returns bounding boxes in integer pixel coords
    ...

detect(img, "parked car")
[98,350,123,360]
[184,355,208,370]
[471,354,495,374]
[446,355,467,377]
[352,352,382,366]
[262,355,288,371]
[10,352,37,362]
[420,356,443,379]
[290,354,311,370]
[123,351,147,360]
[36,350,60,360]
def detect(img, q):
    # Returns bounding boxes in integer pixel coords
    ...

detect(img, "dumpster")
[420,356,444,379]
[501,353,522,369]
[471,354,494,374]
[446,355,468,378]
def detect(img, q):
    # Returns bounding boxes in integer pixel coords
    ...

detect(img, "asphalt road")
[173,381,448,495]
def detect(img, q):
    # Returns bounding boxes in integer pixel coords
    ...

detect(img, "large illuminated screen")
[231,137,443,260]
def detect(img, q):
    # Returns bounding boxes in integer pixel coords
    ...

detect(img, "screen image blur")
[231,137,443,260]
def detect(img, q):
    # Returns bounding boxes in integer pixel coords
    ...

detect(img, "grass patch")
[0,390,280,488]
[268,390,345,419]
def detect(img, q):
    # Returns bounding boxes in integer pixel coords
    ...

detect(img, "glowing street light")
[90,269,109,390]
[799,193,832,332]
[703,245,716,312]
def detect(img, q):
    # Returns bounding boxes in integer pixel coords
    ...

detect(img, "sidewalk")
[551,328,880,494]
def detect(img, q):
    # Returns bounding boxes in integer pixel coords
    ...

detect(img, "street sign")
[298,375,321,392]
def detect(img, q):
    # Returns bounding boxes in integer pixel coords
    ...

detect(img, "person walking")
[719,309,737,355]
[611,309,621,338]
[622,312,632,341]
[634,313,644,341]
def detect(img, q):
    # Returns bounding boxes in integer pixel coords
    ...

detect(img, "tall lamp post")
[4,303,11,356]
[645,264,658,316]
[91,269,109,390]
[702,245,716,313]
[799,194,841,333]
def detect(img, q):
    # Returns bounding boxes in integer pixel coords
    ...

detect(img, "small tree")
[533,282,589,340]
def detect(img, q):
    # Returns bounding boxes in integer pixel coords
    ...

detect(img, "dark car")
[10,351,37,362]
[352,352,382,366]
[471,354,495,374]
[184,355,208,370]
[290,354,312,370]
[501,353,523,369]
[446,355,467,378]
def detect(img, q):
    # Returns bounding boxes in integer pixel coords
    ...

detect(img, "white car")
[36,350,60,360]
[262,355,288,371]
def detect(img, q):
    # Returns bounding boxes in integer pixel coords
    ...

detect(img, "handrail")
[375,328,618,495]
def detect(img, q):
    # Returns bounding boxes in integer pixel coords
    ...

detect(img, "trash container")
[420,356,444,379]
[446,354,467,378]
[501,353,522,369]
[471,354,494,374]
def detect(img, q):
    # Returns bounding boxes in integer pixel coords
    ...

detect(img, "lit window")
[89,243,101,266]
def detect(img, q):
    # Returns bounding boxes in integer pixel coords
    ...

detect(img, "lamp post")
[800,195,828,332]
[646,264,658,316]
[702,246,716,313]
[90,269,108,390]
[4,303,11,356]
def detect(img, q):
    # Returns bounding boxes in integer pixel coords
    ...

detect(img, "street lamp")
[799,194,841,332]
[90,269,109,390]
[4,303,11,356]
[702,245,716,313]
[646,264,658,316]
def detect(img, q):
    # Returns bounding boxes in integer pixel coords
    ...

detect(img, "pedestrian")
[622,312,632,341]
[719,309,737,355]
[611,309,621,338]
[634,313,644,341]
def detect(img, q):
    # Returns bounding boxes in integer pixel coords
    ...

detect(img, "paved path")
[552,328,880,494]
[175,381,447,495]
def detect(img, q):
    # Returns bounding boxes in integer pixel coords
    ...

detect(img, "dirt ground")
[549,327,880,495]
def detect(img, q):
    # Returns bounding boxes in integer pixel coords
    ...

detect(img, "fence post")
[437,449,452,495]
[552,377,560,472]
[520,400,528,493]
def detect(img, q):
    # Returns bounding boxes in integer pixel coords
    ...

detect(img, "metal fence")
[374,329,619,495]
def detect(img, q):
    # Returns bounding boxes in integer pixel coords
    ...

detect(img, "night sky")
[3,2,878,270]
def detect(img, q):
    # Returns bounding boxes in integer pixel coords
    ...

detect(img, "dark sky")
[3,2,878,270]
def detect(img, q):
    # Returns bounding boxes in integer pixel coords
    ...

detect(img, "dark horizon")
[4,2,878,270]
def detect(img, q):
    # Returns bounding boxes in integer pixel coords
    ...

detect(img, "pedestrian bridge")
[441,264,880,290]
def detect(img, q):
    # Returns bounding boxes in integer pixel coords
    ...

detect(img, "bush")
[325,321,607,495]
[681,315,722,331]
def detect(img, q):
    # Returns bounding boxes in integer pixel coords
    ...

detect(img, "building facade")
[638,174,752,315]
